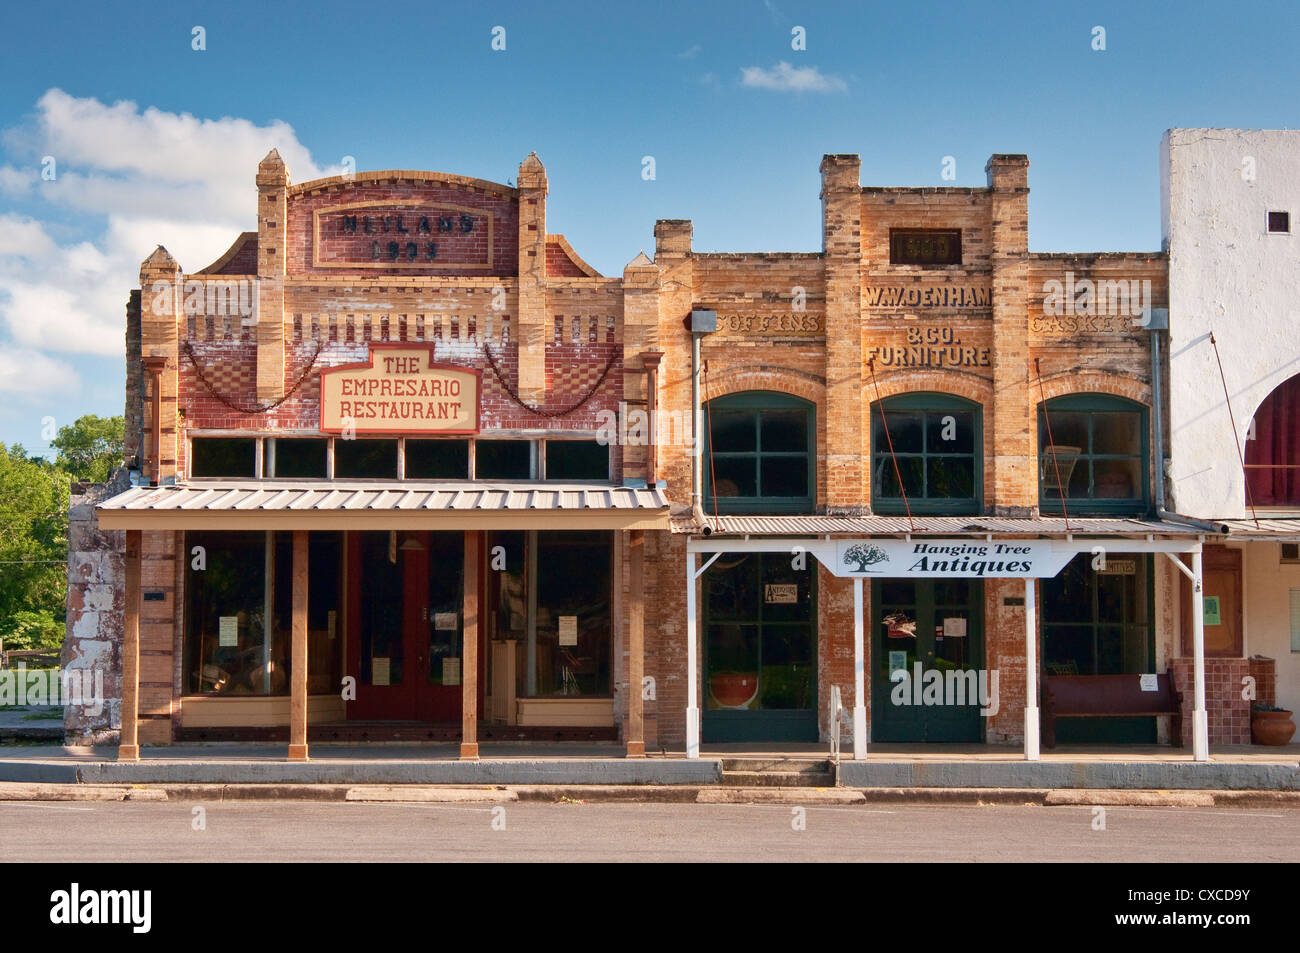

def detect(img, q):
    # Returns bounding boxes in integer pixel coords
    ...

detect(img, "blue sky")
[0,0,1296,456]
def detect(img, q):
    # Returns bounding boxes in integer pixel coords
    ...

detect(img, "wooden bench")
[1042,671,1183,748]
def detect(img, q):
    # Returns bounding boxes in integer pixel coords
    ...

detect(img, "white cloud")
[0,348,78,396]
[0,89,331,384]
[739,61,847,93]
[677,44,702,59]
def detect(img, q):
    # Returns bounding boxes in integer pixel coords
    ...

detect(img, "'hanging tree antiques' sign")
[831,539,1077,579]
[320,345,480,434]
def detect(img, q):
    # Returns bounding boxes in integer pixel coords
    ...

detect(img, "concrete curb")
[1044,789,1216,807]
[0,783,166,802]
[4,781,1299,806]
[345,786,518,803]
[837,759,1300,790]
[697,788,865,804]
[62,758,726,786]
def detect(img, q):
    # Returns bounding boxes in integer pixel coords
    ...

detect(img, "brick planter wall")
[1171,657,1251,745]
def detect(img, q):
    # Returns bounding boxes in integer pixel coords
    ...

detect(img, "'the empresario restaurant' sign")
[319,346,480,434]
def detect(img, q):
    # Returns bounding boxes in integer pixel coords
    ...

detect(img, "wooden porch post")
[626,530,646,757]
[288,530,309,761]
[119,529,141,761]
[460,531,480,759]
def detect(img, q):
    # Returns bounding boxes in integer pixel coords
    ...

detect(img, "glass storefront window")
[704,553,814,711]
[183,530,343,695]
[485,530,613,698]
[1042,552,1152,676]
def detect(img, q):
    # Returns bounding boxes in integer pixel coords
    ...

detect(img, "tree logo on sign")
[843,544,889,573]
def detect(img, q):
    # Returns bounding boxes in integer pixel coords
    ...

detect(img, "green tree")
[0,444,69,652]
[50,414,125,483]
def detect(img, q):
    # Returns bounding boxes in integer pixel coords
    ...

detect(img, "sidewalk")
[0,740,1295,789]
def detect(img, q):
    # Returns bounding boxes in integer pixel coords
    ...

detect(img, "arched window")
[1038,394,1148,515]
[704,391,814,514]
[871,393,981,515]
[1245,373,1300,507]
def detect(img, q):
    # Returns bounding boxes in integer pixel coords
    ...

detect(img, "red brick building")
[70,148,1227,761]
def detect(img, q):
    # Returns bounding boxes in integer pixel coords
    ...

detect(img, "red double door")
[346,531,479,721]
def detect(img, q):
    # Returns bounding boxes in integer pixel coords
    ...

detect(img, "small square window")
[1282,542,1300,564]
[1268,211,1290,234]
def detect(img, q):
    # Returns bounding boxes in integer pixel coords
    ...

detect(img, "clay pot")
[710,672,759,708]
[1251,710,1296,746]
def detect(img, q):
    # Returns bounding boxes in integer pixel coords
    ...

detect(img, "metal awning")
[670,513,1213,538]
[96,481,670,531]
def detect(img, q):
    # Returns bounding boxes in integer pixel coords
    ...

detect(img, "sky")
[0,0,1296,457]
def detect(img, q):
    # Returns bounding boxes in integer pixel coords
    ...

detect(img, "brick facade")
[78,148,1200,753]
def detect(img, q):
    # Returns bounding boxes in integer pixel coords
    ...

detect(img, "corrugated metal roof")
[96,481,670,530]
[1219,517,1300,538]
[669,514,1211,537]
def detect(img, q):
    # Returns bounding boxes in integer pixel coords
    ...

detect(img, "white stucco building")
[1164,127,1300,718]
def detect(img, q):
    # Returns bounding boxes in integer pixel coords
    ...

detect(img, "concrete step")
[720,758,836,787]
[721,770,835,787]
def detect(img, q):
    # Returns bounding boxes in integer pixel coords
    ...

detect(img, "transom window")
[188,435,610,482]
[871,393,980,514]
[705,391,814,514]
[1038,394,1148,515]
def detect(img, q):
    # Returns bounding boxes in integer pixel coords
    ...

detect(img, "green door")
[872,579,985,743]
[702,553,817,742]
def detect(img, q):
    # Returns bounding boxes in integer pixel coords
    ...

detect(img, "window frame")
[889,228,963,266]
[870,392,983,516]
[1038,394,1150,517]
[703,391,816,515]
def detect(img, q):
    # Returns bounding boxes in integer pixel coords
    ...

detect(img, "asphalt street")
[1,800,1296,862]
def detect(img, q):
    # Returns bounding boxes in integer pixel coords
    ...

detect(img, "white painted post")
[1192,547,1209,761]
[685,551,700,759]
[1024,577,1040,761]
[853,577,867,760]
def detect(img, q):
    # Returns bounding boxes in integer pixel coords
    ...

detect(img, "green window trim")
[1038,394,1149,516]
[703,391,815,515]
[870,392,983,515]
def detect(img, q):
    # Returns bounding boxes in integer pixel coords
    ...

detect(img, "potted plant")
[1250,704,1296,745]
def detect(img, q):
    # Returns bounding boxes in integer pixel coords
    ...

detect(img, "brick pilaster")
[256,149,288,402]
[986,154,1033,515]
[138,247,181,482]
[820,154,866,513]
[516,152,548,404]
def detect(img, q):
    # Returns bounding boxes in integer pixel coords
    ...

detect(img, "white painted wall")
[1163,128,1300,519]
[1243,543,1300,715]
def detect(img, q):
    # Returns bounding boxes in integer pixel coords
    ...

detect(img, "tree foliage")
[0,444,70,651]
[51,415,126,483]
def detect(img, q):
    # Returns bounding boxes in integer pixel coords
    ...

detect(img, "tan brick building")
[72,148,1226,761]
